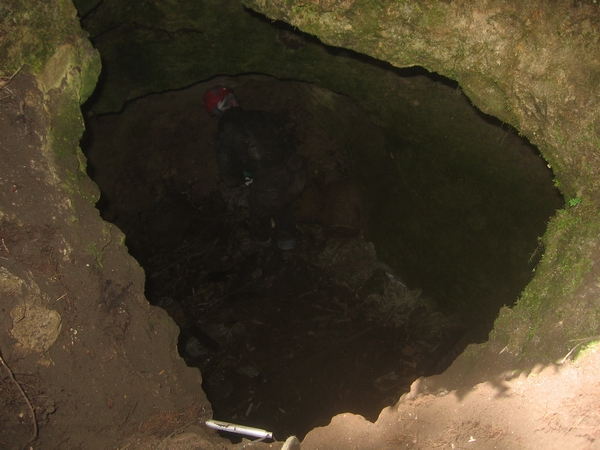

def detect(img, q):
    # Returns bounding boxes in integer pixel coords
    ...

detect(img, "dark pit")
[82,71,562,439]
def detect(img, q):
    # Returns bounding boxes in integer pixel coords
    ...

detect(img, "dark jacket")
[215,107,307,217]
[215,107,296,188]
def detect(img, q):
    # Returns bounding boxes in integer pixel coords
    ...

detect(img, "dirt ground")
[300,343,600,449]
[1,70,598,449]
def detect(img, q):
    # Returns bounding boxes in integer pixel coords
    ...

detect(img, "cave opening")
[81,71,563,440]
[77,6,564,442]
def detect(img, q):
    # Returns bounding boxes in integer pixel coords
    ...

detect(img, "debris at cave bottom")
[141,195,465,437]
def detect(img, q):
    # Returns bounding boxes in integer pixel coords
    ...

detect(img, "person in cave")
[204,86,307,250]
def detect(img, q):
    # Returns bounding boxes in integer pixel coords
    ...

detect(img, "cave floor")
[138,189,466,441]
[111,186,600,450]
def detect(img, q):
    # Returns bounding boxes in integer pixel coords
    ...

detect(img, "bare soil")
[303,343,600,449]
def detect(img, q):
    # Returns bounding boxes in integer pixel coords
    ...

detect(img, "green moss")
[0,0,82,77]
[86,241,104,268]
[497,202,600,359]
[1,0,101,209]
[572,341,600,362]
[78,43,101,104]
[530,208,592,298]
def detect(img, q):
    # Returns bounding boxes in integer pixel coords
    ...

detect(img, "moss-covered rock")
[0,0,85,76]
[243,0,600,202]
[1,2,215,447]
[237,0,600,365]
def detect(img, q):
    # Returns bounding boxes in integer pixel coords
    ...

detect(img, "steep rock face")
[243,0,600,201]
[0,2,214,448]
[75,0,568,334]
[75,0,600,202]
[240,0,600,365]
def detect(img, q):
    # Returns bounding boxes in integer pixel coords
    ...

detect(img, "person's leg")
[273,203,297,250]
[248,214,272,247]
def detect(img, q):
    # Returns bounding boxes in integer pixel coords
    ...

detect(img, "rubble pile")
[139,190,465,439]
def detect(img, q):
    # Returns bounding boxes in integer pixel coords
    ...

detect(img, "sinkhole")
[81,69,563,439]
[76,0,562,440]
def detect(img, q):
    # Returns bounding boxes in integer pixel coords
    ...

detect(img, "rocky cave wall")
[1,0,600,447]
[230,0,600,364]
[246,0,600,199]
[0,1,217,448]
[74,0,600,362]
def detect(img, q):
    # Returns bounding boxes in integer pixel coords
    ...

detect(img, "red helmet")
[203,86,235,116]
